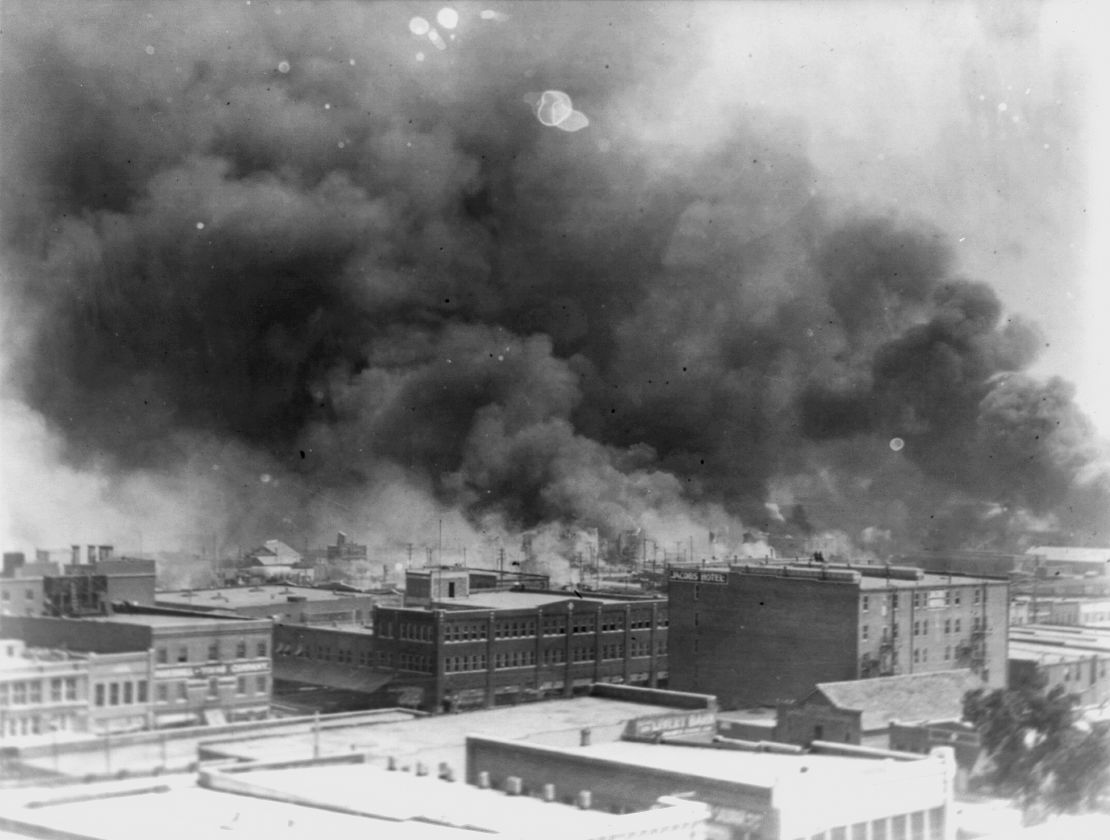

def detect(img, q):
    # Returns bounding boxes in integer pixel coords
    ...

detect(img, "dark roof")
[273,658,395,694]
[811,670,980,731]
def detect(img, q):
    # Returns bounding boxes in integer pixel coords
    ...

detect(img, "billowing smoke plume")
[1,1,1106,566]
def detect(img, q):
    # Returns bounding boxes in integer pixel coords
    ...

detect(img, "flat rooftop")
[203,695,687,773]
[701,564,1005,589]
[0,775,468,840]
[579,740,899,789]
[437,589,656,611]
[157,585,365,608]
[1009,624,1110,654]
[84,612,264,628]
[217,761,700,836]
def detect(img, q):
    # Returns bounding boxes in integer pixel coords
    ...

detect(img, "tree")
[963,676,1110,819]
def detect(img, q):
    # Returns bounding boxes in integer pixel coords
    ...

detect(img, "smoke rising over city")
[1,1,1106,566]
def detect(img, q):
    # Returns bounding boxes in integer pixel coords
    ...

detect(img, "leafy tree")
[963,676,1110,818]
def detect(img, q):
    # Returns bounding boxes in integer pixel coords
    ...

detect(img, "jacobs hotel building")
[668,563,1008,709]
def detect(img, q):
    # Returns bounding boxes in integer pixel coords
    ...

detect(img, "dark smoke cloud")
[1,1,1105,560]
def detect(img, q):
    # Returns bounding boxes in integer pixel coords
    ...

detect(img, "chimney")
[477,771,491,789]
[576,790,592,810]
[541,783,556,802]
[71,545,81,566]
[2,552,25,578]
[87,545,97,565]
[504,776,523,796]
[99,545,113,562]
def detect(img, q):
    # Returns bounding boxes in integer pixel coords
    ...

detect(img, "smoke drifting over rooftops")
[1,1,1106,562]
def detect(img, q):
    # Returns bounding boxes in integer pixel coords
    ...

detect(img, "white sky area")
[694,1,1108,435]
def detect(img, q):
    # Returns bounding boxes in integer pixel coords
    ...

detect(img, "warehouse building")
[1008,624,1110,711]
[668,563,1008,708]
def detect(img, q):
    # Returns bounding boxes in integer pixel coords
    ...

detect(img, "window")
[95,684,105,707]
[157,684,168,702]
[156,647,168,664]
[954,591,961,606]
[944,619,951,634]
[25,589,34,600]
[891,594,899,609]
[256,675,268,694]
[236,641,247,658]
[50,678,62,702]
[862,595,870,612]
[64,678,77,701]
[109,683,119,706]
[913,621,920,637]
[177,682,187,700]
[862,625,869,640]
[954,618,961,633]
[137,681,148,703]
[177,646,188,663]
[207,678,219,699]
[236,677,247,695]
[123,682,133,704]
[207,642,219,661]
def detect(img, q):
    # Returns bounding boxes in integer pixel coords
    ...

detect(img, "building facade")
[1,611,273,728]
[0,639,87,738]
[668,564,1008,708]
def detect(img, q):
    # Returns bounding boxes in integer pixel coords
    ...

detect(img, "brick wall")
[670,571,859,708]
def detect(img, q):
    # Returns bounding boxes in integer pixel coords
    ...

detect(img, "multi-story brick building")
[668,563,1008,708]
[274,567,669,712]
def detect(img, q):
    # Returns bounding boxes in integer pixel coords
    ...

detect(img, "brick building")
[668,564,1008,708]
[274,567,668,712]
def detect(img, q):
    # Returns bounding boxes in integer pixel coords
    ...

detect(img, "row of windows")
[0,677,79,706]
[154,675,268,703]
[861,588,990,613]
[862,617,989,641]
[445,654,488,672]
[156,639,268,664]
[791,806,945,840]
[94,680,148,707]
[397,652,432,673]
